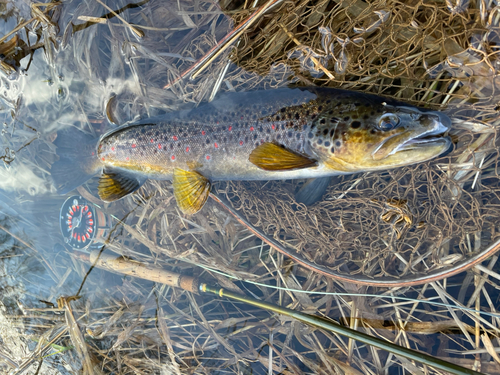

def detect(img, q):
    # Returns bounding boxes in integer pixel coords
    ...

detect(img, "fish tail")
[51,129,101,194]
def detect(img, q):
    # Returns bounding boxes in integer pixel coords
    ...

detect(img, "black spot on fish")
[170,144,174,150]
[354,102,361,106]
[296,133,301,140]
[322,128,329,135]
[280,108,286,113]
[371,111,375,115]
[206,138,210,144]
[330,129,335,137]
[370,129,376,134]
[258,126,263,132]
[252,115,257,120]
[328,110,334,115]
[311,114,317,120]
[275,115,280,121]
[317,139,323,145]
[277,134,281,140]
[331,117,339,123]
[308,132,313,139]
[318,106,323,111]
[330,146,335,153]
[344,116,350,121]
[351,121,361,129]
[335,140,342,147]
[223,116,227,121]
[288,131,293,138]
[295,113,300,120]
[245,136,249,143]
[324,141,330,147]
[363,114,369,120]
[320,118,326,125]
[253,134,258,140]
[326,100,331,104]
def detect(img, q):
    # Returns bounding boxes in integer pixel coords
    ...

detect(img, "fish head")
[307,100,451,172]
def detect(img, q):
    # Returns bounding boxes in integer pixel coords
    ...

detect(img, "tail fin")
[51,129,101,194]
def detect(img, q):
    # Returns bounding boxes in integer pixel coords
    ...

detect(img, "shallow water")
[0,0,500,374]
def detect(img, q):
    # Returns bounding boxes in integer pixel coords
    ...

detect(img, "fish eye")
[378,113,400,130]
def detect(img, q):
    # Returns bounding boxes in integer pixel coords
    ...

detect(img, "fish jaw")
[309,105,452,173]
[371,110,451,161]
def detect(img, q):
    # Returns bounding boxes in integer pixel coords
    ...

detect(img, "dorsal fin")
[249,142,317,171]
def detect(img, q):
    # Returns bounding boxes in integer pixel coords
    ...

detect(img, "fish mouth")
[373,111,451,160]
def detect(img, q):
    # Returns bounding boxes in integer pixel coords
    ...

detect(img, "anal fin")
[173,168,211,215]
[98,168,145,202]
[249,142,317,171]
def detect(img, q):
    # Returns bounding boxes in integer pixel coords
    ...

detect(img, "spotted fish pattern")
[53,87,451,214]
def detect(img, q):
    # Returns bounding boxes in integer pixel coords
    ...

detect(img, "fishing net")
[1,0,500,374]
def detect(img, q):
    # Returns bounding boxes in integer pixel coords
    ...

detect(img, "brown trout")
[52,87,451,214]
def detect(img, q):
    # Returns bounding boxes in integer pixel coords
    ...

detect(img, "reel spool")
[59,195,112,251]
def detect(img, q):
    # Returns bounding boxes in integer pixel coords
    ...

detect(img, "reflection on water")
[0,0,500,374]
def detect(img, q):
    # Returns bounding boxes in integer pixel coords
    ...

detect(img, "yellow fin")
[98,168,144,202]
[249,142,317,171]
[173,168,211,215]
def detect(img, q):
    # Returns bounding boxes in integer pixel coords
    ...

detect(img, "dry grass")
[0,0,499,374]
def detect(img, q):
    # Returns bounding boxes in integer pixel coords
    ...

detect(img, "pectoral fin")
[249,142,317,171]
[98,168,145,202]
[173,168,211,215]
[295,177,331,206]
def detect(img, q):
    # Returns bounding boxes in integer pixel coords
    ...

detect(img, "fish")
[52,87,452,214]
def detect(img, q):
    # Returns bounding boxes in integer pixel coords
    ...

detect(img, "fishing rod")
[72,250,484,375]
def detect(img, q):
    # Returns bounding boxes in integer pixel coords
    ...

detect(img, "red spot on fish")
[88,219,93,225]
[131,144,136,148]
[206,155,211,160]
[158,144,162,149]
[173,135,178,141]
[250,126,254,131]
[101,157,105,161]
[214,142,218,148]
[82,236,86,243]
[86,233,90,239]
[77,235,81,242]
[202,130,206,135]
[240,116,243,119]
[228,126,232,131]
[126,157,129,161]
[150,139,154,143]
[239,140,244,146]
[111,147,115,151]
[171,155,176,161]
[91,152,95,156]
[88,227,93,233]
[84,206,88,212]
[87,212,92,217]
[272,124,275,130]
[216,121,219,124]
[186,147,190,152]
[68,225,72,229]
